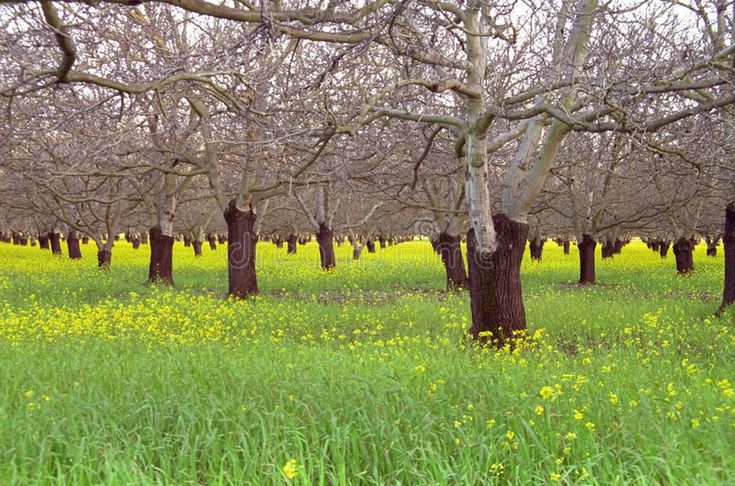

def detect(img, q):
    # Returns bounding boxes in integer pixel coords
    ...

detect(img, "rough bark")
[49,232,62,255]
[366,239,376,253]
[317,223,336,270]
[224,200,258,298]
[67,232,82,260]
[207,234,217,250]
[38,234,50,250]
[438,231,468,290]
[563,240,570,255]
[218,234,227,244]
[672,238,694,275]
[82,236,89,245]
[706,237,719,257]
[721,205,735,309]
[466,214,528,346]
[378,235,386,248]
[192,240,203,257]
[183,236,191,247]
[578,234,596,285]
[148,226,174,285]
[97,249,112,269]
[287,234,297,254]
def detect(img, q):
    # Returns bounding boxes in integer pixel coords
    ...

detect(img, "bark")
[67,232,82,260]
[148,226,174,285]
[366,239,376,253]
[82,236,89,245]
[49,231,62,255]
[578,234,596,285]
[563,240,570,255]
[672,238,694,275]
[706,238,719,257]
[218,234,227,244]
[528,238,545,261]
[193,240,203,257]
[38,234,50,250]
[378,235,386,248]
[207,234,217,250]
[97,249,112,269]
[131,235,141,249]
[601,240,615,259]
[438,231,468,290]
[141,232,148,245]
[317,223,336,270]
[287,234,297,254]
[721,205,735,309]
[183,236,191,247]
[466,214,528,346]
[353,245,363,260]
[274,236,284,249]
[224,200,258,298]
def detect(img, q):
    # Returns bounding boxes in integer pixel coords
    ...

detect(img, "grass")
[0,239,734,484]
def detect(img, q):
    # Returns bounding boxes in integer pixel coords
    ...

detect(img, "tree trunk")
[659,241,670,258]
[721,205,735,309]
[184,236,191,247]
[563,240,570,255]
[672,238,694,275]
[67,232,82,260]
[82,236,89,245]
[97,249,112,269]
[148,226,174,285]
[438,231,468,290]
[38,234,50,250]
[601,240,615,259]
[378,235,386,248]
[366,239,375,253]
[287,234,297,254]
[707,238,719,257]
[193,240,203,257]
[528,238,545,261]
[218,234,227,244]
[317,223,335,270]
[207,234,217,250]
[353,245,363,260]
[466,214,528,346]
[131,235,141,249]
[141,232,148,245]
[224,200,258,298]
[49,232,62,255]
[578,234,596,285]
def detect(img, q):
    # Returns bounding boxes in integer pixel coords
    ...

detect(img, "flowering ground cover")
[1,240,733,484]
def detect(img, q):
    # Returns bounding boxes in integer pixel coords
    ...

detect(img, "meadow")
[0,239,734,485]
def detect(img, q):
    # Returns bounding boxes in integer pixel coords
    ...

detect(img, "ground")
[0,240,733,484]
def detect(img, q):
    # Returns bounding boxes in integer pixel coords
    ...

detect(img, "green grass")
[1,239,734,484]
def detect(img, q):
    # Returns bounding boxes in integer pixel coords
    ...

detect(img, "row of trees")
[1,0,733,345]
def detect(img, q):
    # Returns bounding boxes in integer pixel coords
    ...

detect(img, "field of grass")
[1,239,734,484]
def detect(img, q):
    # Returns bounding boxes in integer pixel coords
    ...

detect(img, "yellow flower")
[282,459,299,480]
[505,430,515,440]
[535,405,544,416]
[540,386,556,400]
[550,472,561,481]
[24,390,33,398]
[690,418,700,429]
[608,392,619,405]
[585,422,595,431]
[573,410,584,420]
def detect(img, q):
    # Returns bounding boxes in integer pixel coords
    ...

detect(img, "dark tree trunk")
[614,238,624,254]
[38,234,50,250]
[148,226,174,285]
[131,235,141,249]
[82,236,89,245]
[298,236,308,245]
[466,214,528,346]
[287,234,297,254]
[49,232,62,255]
[97,249,112,269]
[207,234,217,250]
[578,234,597,285]
[141,232,148,244]
[601,240,615,259]
[67,233,82,260]
[438,231,468,290]
[651,240,661,252]
[430,238,439,254]
[366,239,376,253]
[721,205,735,309]
[218,234,227,244]
[528,238,545,261]
[224,200,258,298]
[317,223,336,270]
[353,246,363,260]
[706,238,719,257]
[672,238,694,275]
[274,236,284,249]
[659,241,670,258]
[193,240,203,257]
[378,235,386,248]
[183,236,191,247]
[563,240,570,255]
